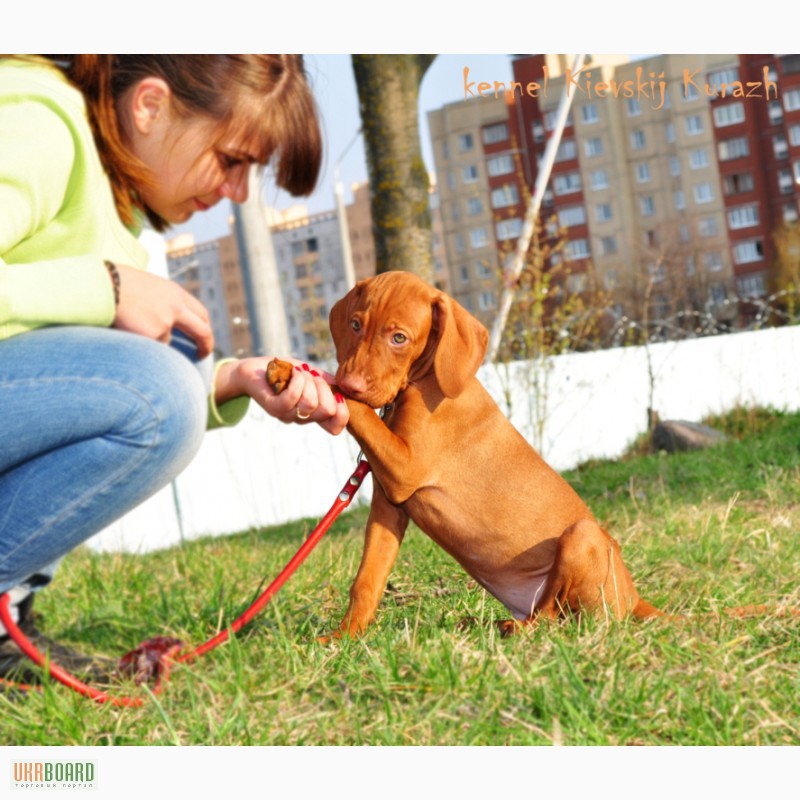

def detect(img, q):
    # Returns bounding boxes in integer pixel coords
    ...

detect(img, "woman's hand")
[214,358,349,435]
[112,265,215,358]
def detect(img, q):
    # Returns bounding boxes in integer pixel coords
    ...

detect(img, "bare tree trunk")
[352,54,436,278]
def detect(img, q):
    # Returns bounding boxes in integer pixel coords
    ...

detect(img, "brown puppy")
[271,271,661,636]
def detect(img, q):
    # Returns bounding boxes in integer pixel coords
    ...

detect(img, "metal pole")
[485,54,587,364]
[334,127,362,290]
[233,168,291,357]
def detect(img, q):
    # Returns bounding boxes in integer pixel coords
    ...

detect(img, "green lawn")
[2,408,798,745]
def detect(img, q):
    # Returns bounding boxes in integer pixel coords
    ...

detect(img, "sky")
[172,54,514,244]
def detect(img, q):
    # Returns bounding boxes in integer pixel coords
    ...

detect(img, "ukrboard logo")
[11,761,95,791]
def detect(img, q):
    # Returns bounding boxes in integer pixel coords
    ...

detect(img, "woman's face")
[122,78,259,224]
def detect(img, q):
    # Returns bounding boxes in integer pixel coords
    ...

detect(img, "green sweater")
[0,57,247,426]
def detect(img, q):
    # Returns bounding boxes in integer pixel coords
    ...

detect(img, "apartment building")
[166,235,236,357]
[708,54,800,300]
[428,92,525,327]
[513,54,740,321]
[269,209,351,361]
[432,54,800,335]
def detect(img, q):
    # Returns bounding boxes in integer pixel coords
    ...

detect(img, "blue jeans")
[0,326,209,621]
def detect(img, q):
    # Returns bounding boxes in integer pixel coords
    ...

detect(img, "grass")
[2,408,799,746]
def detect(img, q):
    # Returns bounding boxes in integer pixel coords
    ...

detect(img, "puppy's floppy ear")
[330,282,364,357]
[431,294,489,398]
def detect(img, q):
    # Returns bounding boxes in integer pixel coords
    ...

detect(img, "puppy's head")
[329,271,488,408]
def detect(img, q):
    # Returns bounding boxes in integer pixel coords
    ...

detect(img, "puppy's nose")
[337,373,368,396]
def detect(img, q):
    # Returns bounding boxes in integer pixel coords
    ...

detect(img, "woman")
[0,55,348,681]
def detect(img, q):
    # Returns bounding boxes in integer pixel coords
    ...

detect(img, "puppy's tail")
[632,599,800,623]
[632,598,666,620]
[719,604,800,620]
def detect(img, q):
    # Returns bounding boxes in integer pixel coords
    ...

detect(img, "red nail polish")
[302,363,310,372]
[335,393,344,404]
[294,366,302,372]
[311,370,320,377]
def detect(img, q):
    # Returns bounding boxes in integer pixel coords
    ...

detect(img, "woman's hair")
[54,55,323,231]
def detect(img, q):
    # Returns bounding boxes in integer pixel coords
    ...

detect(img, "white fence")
[88,325,800,555]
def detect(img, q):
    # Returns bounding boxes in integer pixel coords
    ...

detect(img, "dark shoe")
[0,595,113,686]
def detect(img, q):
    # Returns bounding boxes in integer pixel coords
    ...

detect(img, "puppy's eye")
[351,319,361,332]
[392,333,407,344]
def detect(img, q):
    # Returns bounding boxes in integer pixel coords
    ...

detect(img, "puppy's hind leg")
[499,519,661,635]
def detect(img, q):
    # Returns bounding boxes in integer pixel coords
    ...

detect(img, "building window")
[584,137,603,157]
[679,223,690,243]
[454,233,465,253]
[478,291,496,311]
[708,67,740,87]
[467,196,483,216]
[599,235,618,255]
[709,284,727,305]
[491,183,519,209]
[631,130,646,150]
[544,109,559,130]
[674,190,686,211]
[604,269,619,290]
[789,123,800,147]
[553,172,582,195]
[727,204,759,229]
[446,171,456,191]
[582,104,599,124]
[693,183,714,204]
[636,162,651,183]
[487,154,514,177]
[669,156,680,177]
[665,122,676,143]
[627,98,642,116]
[723,172,754,195]
[783,88,800,112]
[532,120,545,143]
[470,227,488,248]
[565,239,590,261]
[482,122,508,144]
[458,133,474,152]
[732,240,764,265]
[783,203,799,223]
[567,273,587,293]
[685,81,700,100]
[476,260,493,278]
[698,217,719,237]
[557,205,587,227]
[554,139,577,162]
[495,218,522,241]
[462,164,479,184]
[794,161,800,184]
[704,251,723,272]
[774,135,789,160]
[595,203,613,223]
[640,196,655,216]
[778,169,794,194]
[737,273,767,297]
[713,102,745,127]
[459,265,470,282]
[689,148,709,169]
[685,114,704,135]
[768,101,784,126]
[590,169,608,190]
[441,140,450,161]
[718,136,749,160]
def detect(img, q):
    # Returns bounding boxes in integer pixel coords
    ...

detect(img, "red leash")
[0,459,371,706]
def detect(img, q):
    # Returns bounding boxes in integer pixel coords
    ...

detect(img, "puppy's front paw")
[497,618,524,637]
[266,358,294,395]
